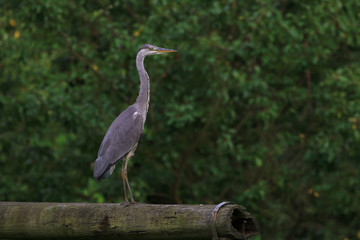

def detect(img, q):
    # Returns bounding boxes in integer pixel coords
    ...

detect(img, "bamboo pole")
[0,202,258,239]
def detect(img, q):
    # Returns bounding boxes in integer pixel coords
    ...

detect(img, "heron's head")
[138,44,177,56]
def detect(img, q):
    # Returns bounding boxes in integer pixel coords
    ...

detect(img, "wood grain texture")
[0,202,258,239]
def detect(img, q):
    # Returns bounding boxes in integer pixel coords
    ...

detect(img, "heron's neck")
[135,52,150,114]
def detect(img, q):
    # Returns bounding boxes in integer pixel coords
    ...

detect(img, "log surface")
[0,202,258,240]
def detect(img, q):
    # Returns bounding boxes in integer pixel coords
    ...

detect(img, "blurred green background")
[1,0,360,239]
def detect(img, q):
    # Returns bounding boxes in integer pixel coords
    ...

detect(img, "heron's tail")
[93,157,115,180]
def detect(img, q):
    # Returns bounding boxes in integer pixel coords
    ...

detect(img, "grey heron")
[93,44,176,203]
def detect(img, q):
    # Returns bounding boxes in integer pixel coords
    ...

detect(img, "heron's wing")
[98,105,143,159]
[94,105,143,179]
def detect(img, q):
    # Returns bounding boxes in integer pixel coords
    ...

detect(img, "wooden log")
[0,202,258,239]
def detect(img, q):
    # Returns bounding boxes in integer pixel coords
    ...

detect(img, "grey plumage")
[93,105,143,179]
[93,44,176,203]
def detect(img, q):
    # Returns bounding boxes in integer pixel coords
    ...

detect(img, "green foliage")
[1,0,360,239]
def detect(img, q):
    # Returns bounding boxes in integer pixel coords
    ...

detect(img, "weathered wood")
[0,202,258,240]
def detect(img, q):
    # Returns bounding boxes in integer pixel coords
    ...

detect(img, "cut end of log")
[215,204,259,239]
[230,208,258,239]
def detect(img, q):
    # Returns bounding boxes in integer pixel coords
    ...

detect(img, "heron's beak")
[156,47,177,54]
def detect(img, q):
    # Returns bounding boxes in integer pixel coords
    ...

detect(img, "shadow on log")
[0,202,258,239]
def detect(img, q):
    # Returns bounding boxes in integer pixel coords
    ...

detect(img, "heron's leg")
[121,154,130,202]
[123,152,136,203]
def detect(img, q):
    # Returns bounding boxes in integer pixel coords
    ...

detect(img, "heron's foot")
[130,198,136,204]
[122,201,132,207]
